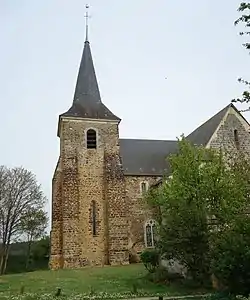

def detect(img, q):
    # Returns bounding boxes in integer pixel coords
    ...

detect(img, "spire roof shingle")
[61,40,120,121]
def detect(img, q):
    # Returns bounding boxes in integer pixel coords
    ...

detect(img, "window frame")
[144,219,157,248]
[233,129,240,150]
[86,128,97,149]
[140,181,149,195]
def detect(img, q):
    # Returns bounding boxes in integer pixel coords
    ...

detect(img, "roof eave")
[57,113,121,137]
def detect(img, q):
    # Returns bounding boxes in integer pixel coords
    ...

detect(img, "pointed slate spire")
[73,40,101,105]
[61,6,120,121]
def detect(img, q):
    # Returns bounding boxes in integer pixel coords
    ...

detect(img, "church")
[49,27,250,269]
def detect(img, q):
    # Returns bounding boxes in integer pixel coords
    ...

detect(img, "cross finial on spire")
[85,4,90,42]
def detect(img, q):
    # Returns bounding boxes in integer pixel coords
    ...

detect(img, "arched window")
[92,200,97,236]
[87,129,97,149]
[144,220,157,248]
[233,129,240,150]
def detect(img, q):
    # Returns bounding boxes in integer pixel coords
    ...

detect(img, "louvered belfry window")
[87,129,97,149]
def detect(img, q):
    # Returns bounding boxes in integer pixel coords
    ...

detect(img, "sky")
[1,0,249,219]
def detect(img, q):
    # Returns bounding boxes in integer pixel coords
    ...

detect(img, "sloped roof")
[186,104,231,145]
[120,104,236,176]
[60,41,120,121]
[58,36,244,176]
[120,139,178,176]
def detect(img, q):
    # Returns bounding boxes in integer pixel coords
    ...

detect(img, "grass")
[0,264,210,299]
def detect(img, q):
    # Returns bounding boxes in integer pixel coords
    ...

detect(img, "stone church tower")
[50,10,250,270]
[50,33,129,269]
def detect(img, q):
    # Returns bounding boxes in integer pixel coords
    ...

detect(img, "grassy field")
[0,264,210,299]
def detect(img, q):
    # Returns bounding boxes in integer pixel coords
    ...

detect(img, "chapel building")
[50,32,250,269]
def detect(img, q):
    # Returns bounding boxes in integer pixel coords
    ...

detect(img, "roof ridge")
[186,103,231,146]
[230,103,250,126]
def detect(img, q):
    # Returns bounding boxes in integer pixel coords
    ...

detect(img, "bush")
[145,266,183,284]
[6,254,48,274]
[211,217,250,297]
[140,249,159,273]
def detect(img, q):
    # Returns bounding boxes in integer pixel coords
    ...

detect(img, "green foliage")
[5,237,49,274]
[145,266,183,284]
[232,2,250,109]
[235,2,250,49]
[211,216,250,297]
[0,165,47,275]
[21,209,48,242]
[0,264,209,298]
[6,253,48,274]
[32,236,50,261]
[131,282,138,294]
[156,139,212,282]
[20,209,48,270]
[207,292,235,300]
[147,138,250,284]
[140,249,159,273]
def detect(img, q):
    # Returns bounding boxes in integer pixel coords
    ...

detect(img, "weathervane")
[85,4,90,41]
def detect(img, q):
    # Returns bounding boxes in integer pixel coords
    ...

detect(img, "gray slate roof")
[60,41,120,121]
[120,104,234,176]
[120,139,178,176]
[59,37,242,176]
[186,104,231,145]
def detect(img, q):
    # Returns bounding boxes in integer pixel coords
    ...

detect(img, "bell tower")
[50,6,129,269]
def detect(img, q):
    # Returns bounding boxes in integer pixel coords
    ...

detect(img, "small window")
[87,129,97,149]
[233,129,240,150]
[140,182,148,194]
[92,200,97,236]
[144,220,156,248]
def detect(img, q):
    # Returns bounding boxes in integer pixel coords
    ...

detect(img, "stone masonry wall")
[125,176,160,262]
[208,108,250,154]
[60,121,81,268]
[50,117,129,269]
[105,152,129,265]
[51,107,250,269]
[50,158,63,270]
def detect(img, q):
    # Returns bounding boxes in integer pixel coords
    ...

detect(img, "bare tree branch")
[0,166,47,275]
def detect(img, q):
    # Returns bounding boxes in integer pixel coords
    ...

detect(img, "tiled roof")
[120,104,234,176]
[119,139,178,176]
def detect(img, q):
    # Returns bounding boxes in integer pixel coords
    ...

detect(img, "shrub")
[140,249,159,273]
[207,292,236,300]
[211,217,250,297]
[146,265,184,284]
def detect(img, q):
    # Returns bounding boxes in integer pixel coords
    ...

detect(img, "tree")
[232,2,250,110]
[210,215,250,297]
[32,235,50,262]
[146,138,250,283]
[0,166,47,275]
[209,148,250,296]
[20,208,48,270]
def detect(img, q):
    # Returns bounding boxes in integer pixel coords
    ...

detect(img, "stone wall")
[105,152,129,265]
[50,117,129,269]
[208,108,250,154]
[50,106,250,269]
[125,175,160,262]
[50,158,63,269]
